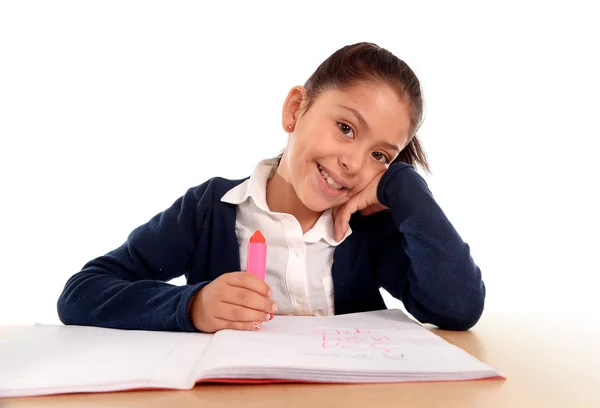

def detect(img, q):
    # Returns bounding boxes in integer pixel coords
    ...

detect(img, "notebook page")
[0,324,212,398]
[195,309,498,381]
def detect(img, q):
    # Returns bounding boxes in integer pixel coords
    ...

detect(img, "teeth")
[318,164,343,190]
[327,177,343,189]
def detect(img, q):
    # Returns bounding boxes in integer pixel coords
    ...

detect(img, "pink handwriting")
[314,329,400,353]
[313,328,372,335]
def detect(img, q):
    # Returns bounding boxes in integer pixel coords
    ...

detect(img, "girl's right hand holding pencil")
[188,272,278,333]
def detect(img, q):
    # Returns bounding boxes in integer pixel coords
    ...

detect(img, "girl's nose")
[339,148,365,175]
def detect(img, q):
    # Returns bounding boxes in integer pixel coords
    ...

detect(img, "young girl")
[57,42,485,333]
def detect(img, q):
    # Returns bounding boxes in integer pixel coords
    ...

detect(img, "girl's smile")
[314,162,349,198]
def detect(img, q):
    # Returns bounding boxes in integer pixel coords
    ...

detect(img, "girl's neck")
[266,167,322,234]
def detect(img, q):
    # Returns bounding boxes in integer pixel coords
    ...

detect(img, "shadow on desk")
[430,326,488,362]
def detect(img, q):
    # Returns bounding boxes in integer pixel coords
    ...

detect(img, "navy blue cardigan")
[57,162,485,331]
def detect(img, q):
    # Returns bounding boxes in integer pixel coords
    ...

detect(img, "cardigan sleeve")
[57,182,213,332]
[375,162,486,330]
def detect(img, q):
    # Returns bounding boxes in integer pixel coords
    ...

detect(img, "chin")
[300,192,339,213]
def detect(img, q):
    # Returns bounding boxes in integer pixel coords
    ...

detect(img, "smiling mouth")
[317,163,344,190]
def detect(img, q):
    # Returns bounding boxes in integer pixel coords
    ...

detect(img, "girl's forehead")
[320,82,407,116]
[318,82,412,144]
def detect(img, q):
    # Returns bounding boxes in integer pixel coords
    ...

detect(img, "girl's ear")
[281,86,307,132]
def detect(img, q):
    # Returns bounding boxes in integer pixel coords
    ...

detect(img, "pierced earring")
[287,124,294,132]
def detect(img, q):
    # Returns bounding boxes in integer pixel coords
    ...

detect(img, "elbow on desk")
[57,296,82,326]
[422,302,484,331]
[441,307,484,331]
[434,284,486,331]
[56,272,94,326]
[410,281,486,331]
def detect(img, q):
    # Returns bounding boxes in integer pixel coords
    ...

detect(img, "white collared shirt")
[220,159,352,316]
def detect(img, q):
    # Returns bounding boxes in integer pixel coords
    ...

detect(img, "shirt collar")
[304,208,350,246]
[220,158,352,245]
[220,158,276,212]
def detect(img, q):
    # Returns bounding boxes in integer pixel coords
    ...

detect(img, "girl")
[57,42,485,333]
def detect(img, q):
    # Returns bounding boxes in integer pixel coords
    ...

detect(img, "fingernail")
[269,313,274,320]
[272,304,278,313]
[265,313,271,321]
[254,323,261,330]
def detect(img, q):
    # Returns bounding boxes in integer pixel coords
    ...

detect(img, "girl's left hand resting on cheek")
[333,170,388,242]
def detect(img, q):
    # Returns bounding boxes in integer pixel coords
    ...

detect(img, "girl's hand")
[333,170,388,242]
[189,272,278,333]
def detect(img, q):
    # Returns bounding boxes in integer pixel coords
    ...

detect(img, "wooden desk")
[2,313,599,408]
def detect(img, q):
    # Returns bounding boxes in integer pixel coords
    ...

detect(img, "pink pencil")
[246,230,266,280]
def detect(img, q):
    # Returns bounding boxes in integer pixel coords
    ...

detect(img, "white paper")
[0,324,212,398]
[196,309,499,382]
[0,310,501,398]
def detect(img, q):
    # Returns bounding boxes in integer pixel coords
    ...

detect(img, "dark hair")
[290,42,430,173]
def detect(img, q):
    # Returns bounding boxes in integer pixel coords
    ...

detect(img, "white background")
[1,1,598,326]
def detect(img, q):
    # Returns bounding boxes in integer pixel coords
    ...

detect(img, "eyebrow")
[338,104,401,153]
[339,104,371,132]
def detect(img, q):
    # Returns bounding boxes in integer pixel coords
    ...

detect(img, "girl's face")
[279,80,412,213]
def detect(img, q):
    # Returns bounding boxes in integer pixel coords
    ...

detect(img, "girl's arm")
[57,183,212,332]
[374,162,486,330]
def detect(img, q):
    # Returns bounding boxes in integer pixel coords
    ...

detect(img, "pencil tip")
[250,230,266,244]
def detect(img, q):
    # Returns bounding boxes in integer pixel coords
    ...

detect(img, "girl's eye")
[338,122,355,138]
[372,152,390,164]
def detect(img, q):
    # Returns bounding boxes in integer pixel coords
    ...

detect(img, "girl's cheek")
[353,180,367,193]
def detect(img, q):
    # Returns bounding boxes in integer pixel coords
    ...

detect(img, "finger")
[333,206,341,242]
[332,205,342,220]
[215,302,273,322]
[341,201,358,236]
[222,286,278,314]
[214,317,265,331]
[336,199,359,241]
[226,272,272,297]
[334,203,348,242]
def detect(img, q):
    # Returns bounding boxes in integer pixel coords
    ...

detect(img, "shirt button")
[296,297,305,305]
[293,249,299,256]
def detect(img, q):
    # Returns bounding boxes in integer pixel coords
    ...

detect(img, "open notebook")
[0,309,502,398]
